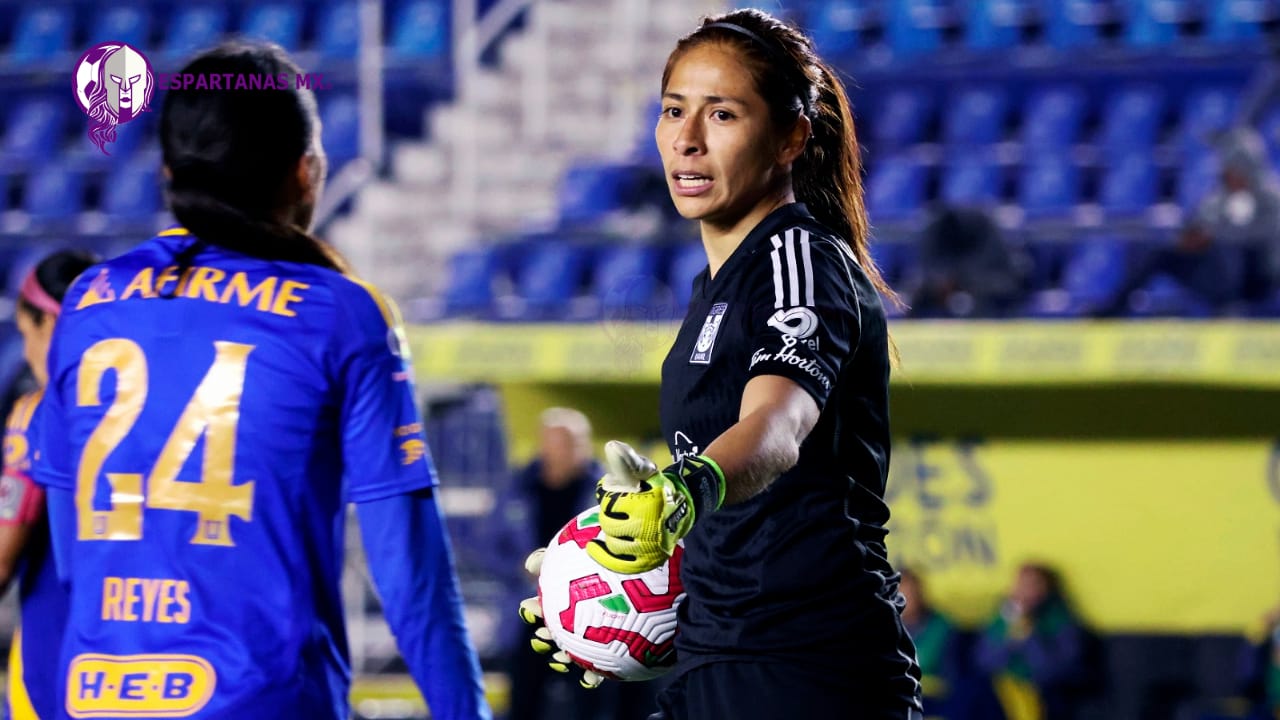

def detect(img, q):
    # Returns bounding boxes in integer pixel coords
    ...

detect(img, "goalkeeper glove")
[586,440,725,574]
[518,548,606,689]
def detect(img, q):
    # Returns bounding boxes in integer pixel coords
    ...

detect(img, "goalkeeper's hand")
[518,549,606,689]
[586,441,725,574]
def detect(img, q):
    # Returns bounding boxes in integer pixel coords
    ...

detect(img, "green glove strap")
[663,454,726,524]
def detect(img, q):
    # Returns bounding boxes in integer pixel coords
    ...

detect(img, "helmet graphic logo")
[73,42,155,155]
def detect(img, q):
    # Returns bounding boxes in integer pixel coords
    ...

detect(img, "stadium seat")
[1177,150,1219,209]
[316,1,360,59]
[1,98,67,166]
[23,166,86,222]
[967,0,1032,49]
[807,0,872,57]
[869,240,914,286]
[101,162,162,226]
[90,5,152,48]
[1258,105,1280,171]
[239,3,303,51]
[507,242,592,320]
[887,0,945,56]
[668,242,706,310]
[1025,238,1131,316]
[593,245,662,316]
[442,247,504,317]
[1019,155,1080,216]
[1021,86,1088,149]
[943,87,1010,146]
[867,156,927,221]
[1205,0,1263,41]
[1099,153,1158,216]
[941,155,1003,206]
[1043,0,1106,48]
[1178,86,1239,149]
[556,163,651,230]
[870,88,935,149]
[1125,0,1186,46]
[389,0,450,59]
[321,95,360,169]
[1097,85,1166,152]
[162,5,229,60]
[8,6,73,65]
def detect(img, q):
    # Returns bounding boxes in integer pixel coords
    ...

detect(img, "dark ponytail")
[160,41,347,275]
[662,10,898,307]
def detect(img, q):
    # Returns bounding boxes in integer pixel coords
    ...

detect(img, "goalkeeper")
[522,8,923,720]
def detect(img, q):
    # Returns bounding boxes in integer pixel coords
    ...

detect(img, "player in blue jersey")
[1,250,99,720]
[32,42,490,720]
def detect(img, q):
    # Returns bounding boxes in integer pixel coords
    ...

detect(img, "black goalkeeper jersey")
[659,203,921,705]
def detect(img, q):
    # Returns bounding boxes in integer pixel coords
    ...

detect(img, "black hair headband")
[702,21,811,111]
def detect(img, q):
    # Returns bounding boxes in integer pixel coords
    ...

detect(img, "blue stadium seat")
[967,0,1031,49]
[1019,155,1080,216]
[23,166,86,222]
[1205,0,1263,41]
[869,240,914,286]
[510,242,592,320]
[1125,0,1185,46]
[1099,153,1158,215]
[556,163,648,230]
[1179,86,1238,148]
[8,6,73,65]
[389,0,449,59]
[593,245,662,316]
[1025,238,1130,316]
[941,155,1002,205]
[90,6,152,48]
[1021,86,1087,149]
[1,98,67,166]
[162,5,229,59]
[871,88,935,148]
[316,1,360,59]
[1177,150,1219,209]
[442,247,503,317]
[101,162,161,225]
[669,242,706,310]
[867,157,927,221]
[887,0,945,55]
[943,87,1010,145]
[1043,0,1106,48]
[1126,273,1214,317]
[1098,85,1166,152]
[807,0,872,57]
[240,3,303,51]
[1259,106,1280,171]
[321,95,360,169]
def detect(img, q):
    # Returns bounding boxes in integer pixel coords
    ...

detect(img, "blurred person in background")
[493,408,662,720]
[1,249,97,720]
[1237,605,1280,719]
[906,206,1027,318]
[1098,127,1280,316]
[976,563,1095,720]
[522,8,923,718]
[32,42,488,719]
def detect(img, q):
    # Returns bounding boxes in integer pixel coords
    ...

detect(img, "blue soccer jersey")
[4,390,71,720]
[34,228,440,719]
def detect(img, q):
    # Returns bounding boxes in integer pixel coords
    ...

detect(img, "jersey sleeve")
[335,279,438,504]
[744,228,861,408]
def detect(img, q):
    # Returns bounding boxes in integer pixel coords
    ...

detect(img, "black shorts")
[647,660,923,720]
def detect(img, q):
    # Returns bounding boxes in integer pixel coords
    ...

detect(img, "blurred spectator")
[907,206,1026,318]
[1237,605,1280,719]
[488,408,662,720]
[1098,128,1280,315]
[976,563,1095,720]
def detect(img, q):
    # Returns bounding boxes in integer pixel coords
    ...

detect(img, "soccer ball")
[536,507,684,681]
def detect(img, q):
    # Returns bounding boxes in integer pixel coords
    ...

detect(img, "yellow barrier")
[409,320,1280,386]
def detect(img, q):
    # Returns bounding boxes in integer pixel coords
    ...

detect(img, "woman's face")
[655,43,791,232]
[16,310,53,387]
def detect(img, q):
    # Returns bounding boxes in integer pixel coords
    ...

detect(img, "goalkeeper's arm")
[700,374,819,506]
[357,488,491,720]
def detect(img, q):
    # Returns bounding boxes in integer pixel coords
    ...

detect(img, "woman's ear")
[778,114,812,167]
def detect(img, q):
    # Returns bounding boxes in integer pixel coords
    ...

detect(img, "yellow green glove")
[586,441,725,574]
[518,548,606,689]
